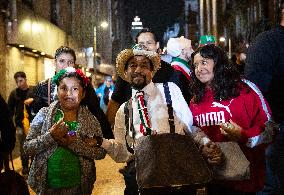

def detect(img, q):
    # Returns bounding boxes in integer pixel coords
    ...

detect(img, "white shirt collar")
[131,81,155,99]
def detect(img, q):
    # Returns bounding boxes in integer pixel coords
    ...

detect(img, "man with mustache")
[106,28,190,126]
[102,46,211,194]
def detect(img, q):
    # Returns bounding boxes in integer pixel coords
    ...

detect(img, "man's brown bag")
[135,133,212,189]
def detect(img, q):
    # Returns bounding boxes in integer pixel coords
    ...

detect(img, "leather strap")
[124,99,135,154]
[163,83,175,133]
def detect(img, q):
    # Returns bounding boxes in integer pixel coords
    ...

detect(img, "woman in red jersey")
[190,44,274,195]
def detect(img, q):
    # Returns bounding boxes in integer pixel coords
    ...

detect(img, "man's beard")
[130,74,147,90]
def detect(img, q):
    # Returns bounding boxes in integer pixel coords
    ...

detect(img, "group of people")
[0,1,283,195]
[104,2,284,194]
[101,28,273,195]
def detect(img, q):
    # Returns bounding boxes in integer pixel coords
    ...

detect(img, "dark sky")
[134,0,184,42]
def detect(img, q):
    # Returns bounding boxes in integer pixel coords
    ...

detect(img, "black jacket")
[7,87,34,127]
[32,79,56,113]
[0,95,16,153]
[245,25,284,123]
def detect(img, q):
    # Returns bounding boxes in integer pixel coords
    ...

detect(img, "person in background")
[95,76,114,113]
[92,72,105,91]
[232,44,247,75]
[32,46,77,112]
[167,36,194,80]
[107,27,185,126]
[24,67,106,194]
[33,46,113,139]
[190,44,274,195]
[102,46,212,194]
[245,1,284,194]
[0,94,16,172]
[166,36,195,104]
[7,71,34,175]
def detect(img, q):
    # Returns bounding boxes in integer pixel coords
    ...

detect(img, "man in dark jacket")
[32,46,113,139]
[7,71,34,174]
[0,94,16,172]
[245,1,284,194]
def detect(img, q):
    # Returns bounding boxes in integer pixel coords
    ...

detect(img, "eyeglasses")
[193,59,210,69]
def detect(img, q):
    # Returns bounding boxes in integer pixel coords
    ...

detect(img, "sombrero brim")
[116,49,161,82]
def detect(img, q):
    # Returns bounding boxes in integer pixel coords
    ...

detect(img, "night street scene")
[0,0,284,194]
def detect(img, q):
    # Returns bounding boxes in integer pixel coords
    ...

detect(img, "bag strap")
[47,78,51,105]
[163,83,175,133]
[124,99,135,154]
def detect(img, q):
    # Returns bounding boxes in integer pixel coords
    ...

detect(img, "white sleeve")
[168,82,211,145]
[168,82,193,133]
[102,103,133,163]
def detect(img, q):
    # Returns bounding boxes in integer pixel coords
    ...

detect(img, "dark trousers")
[0,152,9,172]
[258,122,284,195]
[17,127,33,173]
[122,161,197,195]
[123,161,139,195]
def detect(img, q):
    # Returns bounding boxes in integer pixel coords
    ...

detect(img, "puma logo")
[211,99,234,117]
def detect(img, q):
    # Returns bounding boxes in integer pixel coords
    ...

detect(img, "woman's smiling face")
[193,53,215,86]
[57,77,85,111]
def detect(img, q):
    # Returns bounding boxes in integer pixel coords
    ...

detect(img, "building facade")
[199,0,282,48]
[0,0,79,99]
[0,0,133,99]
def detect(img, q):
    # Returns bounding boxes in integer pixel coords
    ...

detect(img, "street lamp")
[219,36,226,42]
[219,36,231,59]
[94,21,108,67]
[100,21,109,28]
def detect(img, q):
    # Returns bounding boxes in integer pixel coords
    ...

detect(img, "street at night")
[1,0,284,195]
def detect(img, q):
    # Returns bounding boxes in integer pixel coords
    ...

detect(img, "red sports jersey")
[190,80,273,192]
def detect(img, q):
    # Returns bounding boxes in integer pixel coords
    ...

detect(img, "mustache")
[131,73,146,78]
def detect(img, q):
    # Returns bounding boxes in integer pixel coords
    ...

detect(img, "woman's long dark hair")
[190,44,241,103]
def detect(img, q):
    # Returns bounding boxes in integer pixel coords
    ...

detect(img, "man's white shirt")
[102,82,193,163]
